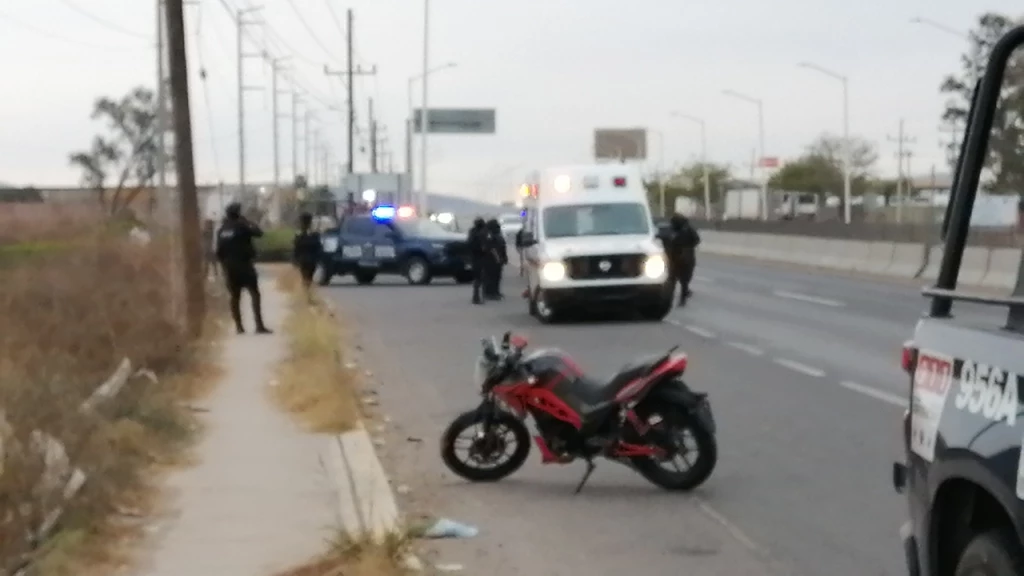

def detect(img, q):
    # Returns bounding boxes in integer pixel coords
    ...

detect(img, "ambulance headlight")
[643,254,667,279]
[541,261,566,282]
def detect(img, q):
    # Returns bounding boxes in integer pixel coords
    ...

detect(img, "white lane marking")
[726,341,764,356]
[684,325,717,339]
[772,290,845,308]
[696,498,764,554]
[773,358,826,378]
[840,381,909,408]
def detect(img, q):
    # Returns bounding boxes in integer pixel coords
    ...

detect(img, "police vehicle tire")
[404,256,433,285]
[354,271,377,285]
[440,410,531,482]
[954,529,1024,576]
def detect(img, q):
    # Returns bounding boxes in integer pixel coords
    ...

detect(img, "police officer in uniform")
[667,213,701,306]
[484,218,507,299]
[292,212,322,292]
[467,217,490,305]
[216,202,271,334]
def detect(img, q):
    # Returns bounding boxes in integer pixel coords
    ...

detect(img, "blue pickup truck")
[318,207,474,286]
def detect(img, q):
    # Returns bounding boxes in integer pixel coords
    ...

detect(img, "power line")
[283,0,344,66]
[0,7,148,51]
[52,0,149,39]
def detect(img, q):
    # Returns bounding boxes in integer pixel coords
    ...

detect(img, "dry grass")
[0,227,226,575]
[270,267,360,434]
[274,531,414,576]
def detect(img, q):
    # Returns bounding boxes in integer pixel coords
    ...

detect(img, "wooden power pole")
[165,0,205,337]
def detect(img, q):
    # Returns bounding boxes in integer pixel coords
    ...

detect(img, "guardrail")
[700,230,1024,290]
[691,219,1023,248]
[0,358,150,575]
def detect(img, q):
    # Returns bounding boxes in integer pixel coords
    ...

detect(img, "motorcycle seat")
[575,353,666,406]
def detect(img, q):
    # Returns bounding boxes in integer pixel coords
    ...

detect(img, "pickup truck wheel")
[354,271,377,285]
[404,256,433,285]
[955,530,1024,576]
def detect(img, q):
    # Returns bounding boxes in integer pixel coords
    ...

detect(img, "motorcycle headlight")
[643,254,667,279]
[540,261,566,282]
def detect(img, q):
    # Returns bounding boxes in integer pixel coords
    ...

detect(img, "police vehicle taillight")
[901,341,917,375]
[397,206,415,218]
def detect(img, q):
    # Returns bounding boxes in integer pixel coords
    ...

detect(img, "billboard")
[412,108,496,134]
[594,128,647,160]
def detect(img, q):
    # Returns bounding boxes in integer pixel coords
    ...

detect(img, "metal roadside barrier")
[700,231,1023,290]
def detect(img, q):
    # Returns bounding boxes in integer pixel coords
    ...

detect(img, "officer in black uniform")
[292,212,322,291]
[667,214,701,306]
[484,218,507,300]
[467,218,490,305]
[215,202,271,334]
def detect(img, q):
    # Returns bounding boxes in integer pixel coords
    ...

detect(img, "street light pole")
[722,89,768,220]
[798,62,851,224]
[407,62,456,208]
[911,15,979,85]
[672,112,712,219]
[419,0,430,215]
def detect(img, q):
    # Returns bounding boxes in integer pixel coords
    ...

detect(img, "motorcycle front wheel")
[440,409,531,482]
[631,404,717,491]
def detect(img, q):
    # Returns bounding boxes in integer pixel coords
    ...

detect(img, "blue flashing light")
[520,209,527,218]
[371,205,396,220]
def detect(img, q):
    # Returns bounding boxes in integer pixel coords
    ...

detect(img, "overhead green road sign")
[413,108,496,134]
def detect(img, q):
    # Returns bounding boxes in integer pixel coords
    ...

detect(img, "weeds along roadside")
[270,267,415,576]
[0,229,226,576]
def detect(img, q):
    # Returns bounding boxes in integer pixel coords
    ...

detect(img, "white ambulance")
[518,164,673,323]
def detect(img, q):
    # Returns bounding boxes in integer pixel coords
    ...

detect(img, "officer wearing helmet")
[667,213,701,306]
[215,202,271,333]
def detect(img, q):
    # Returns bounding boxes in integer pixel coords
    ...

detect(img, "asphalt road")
[323,256,1001,575]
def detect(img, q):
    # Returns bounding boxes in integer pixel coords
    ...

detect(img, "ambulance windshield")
[542,202,650,238]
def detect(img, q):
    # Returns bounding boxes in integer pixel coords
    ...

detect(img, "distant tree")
[68,86,170,215]
[940,12,1024,193]
[770,133,877,196]
[293,174,308,189]
[645,162,731,217]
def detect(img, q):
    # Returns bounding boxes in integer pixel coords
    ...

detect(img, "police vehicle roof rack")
[928,25,1024,334]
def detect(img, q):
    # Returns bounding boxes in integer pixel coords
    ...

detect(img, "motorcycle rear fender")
[642,378,715,434]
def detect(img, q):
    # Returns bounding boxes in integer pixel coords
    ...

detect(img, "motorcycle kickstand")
[573,459,596,494]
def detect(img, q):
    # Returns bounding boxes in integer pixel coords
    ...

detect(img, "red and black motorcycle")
[440,332,718,492]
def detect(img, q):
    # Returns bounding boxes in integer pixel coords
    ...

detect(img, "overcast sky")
[0,0,1018,202]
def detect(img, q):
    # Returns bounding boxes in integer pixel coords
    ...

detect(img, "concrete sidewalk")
[132,279,338,576]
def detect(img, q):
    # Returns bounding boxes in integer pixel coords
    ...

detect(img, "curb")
[324,422,401,542]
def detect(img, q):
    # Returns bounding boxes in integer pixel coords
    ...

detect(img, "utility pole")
[312,129,321,186]
[888,119,916,224]
[939,120,962,172]
[270,57,289,224]
[155,0,168,225]
[291,91,300,185]
[236,6,262,199]
[369,98,378,173]
[324,10,376,175]
[165,0,203,337]
[304,110,312,182]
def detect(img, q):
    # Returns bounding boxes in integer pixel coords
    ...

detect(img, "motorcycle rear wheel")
[631,405,717,491]
[440,409,531,482]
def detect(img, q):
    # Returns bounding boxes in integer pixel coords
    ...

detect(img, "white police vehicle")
[518,164,673,323]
